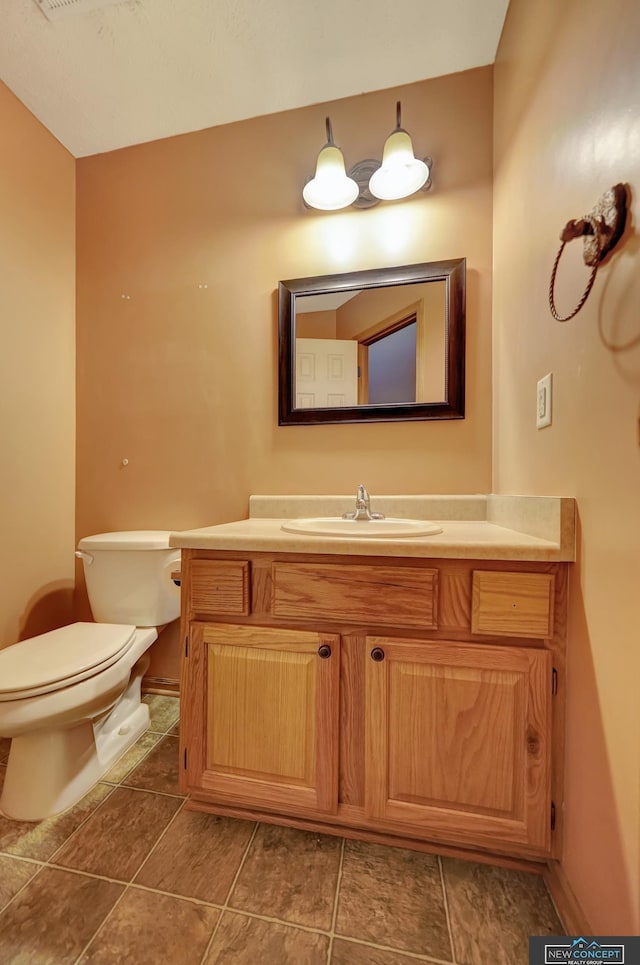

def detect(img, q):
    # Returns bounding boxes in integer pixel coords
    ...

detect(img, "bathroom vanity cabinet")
[178,550,567,862]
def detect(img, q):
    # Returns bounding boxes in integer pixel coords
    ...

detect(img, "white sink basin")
[280,517,443,538]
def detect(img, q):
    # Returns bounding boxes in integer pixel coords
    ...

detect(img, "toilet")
[0,531,181,822]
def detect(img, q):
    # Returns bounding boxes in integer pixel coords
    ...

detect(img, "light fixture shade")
[369,128,430,201]
[303,144,359,211]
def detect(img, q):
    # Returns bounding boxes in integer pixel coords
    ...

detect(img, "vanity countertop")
[169,494,576,562]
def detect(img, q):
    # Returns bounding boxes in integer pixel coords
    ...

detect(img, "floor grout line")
[438,855,458,965]
[70,799,189,964]
[48,794,187,886]
[111,698,179,784]
[113,783,187,800]
[195,898,450,958]
[70,724,186,965]
[128,793,189,882]
[100,732,165,784]
[0,848,451,965]
[113,719,183,795]
[30,716,180,869]
[0,699,184,961]
[39,782,119,867]
[326,836,346,964]
[114,879,226,909]
[1,706,557,965]
[204,906,333,937]
[0,856,46,917]
[43,860,158,888]
[198,820,260,965]
[71,879,128,965]
[331,932,457,964]
[1,709,180,863]
[0,852,47,866]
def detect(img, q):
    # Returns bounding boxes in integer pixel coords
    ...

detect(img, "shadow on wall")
[565,515,637,932]
[18,582,74,642]
[73,560,93,623]
[145,620,181,685]
[597,227,640,369]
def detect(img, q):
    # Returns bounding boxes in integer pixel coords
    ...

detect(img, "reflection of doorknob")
[549,183,628,322]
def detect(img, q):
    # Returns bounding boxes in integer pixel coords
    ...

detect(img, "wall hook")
[548,183,628,322]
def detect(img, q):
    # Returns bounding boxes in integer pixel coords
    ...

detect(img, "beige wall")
[75,68,493,547]
[0,81,76,646]
[296,310,337,339]
[494,0,640,932]
[335,281,438,338]
[75,69,493,682]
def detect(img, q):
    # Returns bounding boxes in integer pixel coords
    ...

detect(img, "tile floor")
[0,695,563,964]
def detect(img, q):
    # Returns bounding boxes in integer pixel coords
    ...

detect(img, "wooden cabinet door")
[364,637,552,853]
[183,623,340,815]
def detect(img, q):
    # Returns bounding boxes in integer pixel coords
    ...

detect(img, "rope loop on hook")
[548,215,602,322]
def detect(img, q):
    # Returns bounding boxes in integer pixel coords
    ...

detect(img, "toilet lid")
[78,531,173,551]
[0,623,136,699]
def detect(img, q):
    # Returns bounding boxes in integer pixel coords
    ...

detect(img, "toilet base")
[0,655,151,822]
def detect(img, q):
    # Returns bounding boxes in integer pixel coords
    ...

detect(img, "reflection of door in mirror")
[294,281,446,409]
[295,338,358,407]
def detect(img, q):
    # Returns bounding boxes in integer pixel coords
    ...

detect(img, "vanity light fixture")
[303,102,432,211]
[302,118,359,211]
[368,102,430,201]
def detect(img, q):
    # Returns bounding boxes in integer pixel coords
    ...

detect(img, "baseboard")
[544,861,591,935]
[142,676,180,697]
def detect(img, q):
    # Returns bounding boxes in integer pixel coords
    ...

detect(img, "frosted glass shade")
[368,129,430,201]
[303,145,359,211]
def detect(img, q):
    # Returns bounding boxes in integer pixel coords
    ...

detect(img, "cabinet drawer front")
[272,562,438,629]
[190,560,249,615]
[471,571,554,638]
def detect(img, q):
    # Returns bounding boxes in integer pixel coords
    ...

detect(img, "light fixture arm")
[325,117,334,145]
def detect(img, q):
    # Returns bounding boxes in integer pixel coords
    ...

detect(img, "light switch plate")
[536,373,552,429]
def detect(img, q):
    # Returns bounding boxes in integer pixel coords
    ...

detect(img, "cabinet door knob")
[318,644,332,659]
[370,647,385,662]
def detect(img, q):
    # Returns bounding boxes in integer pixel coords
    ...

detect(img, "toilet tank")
[76,531,181,627]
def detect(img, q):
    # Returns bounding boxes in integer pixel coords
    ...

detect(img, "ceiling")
[0,0,510,158]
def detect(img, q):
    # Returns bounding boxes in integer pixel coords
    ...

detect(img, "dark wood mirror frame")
[278,258,466,425]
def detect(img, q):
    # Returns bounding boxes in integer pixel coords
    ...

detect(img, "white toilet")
[0,531,181,822]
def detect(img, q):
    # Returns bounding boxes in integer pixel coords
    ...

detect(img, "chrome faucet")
[342,484,385,521]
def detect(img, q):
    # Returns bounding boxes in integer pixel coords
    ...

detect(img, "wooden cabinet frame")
[179,549,568,864]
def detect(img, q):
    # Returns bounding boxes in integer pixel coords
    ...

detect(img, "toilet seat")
[0,623,137,701]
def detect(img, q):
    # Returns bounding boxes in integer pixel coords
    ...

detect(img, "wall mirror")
[278,259,465,425]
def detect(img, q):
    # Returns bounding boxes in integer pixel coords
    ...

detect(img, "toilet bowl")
[0,531,180,821]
